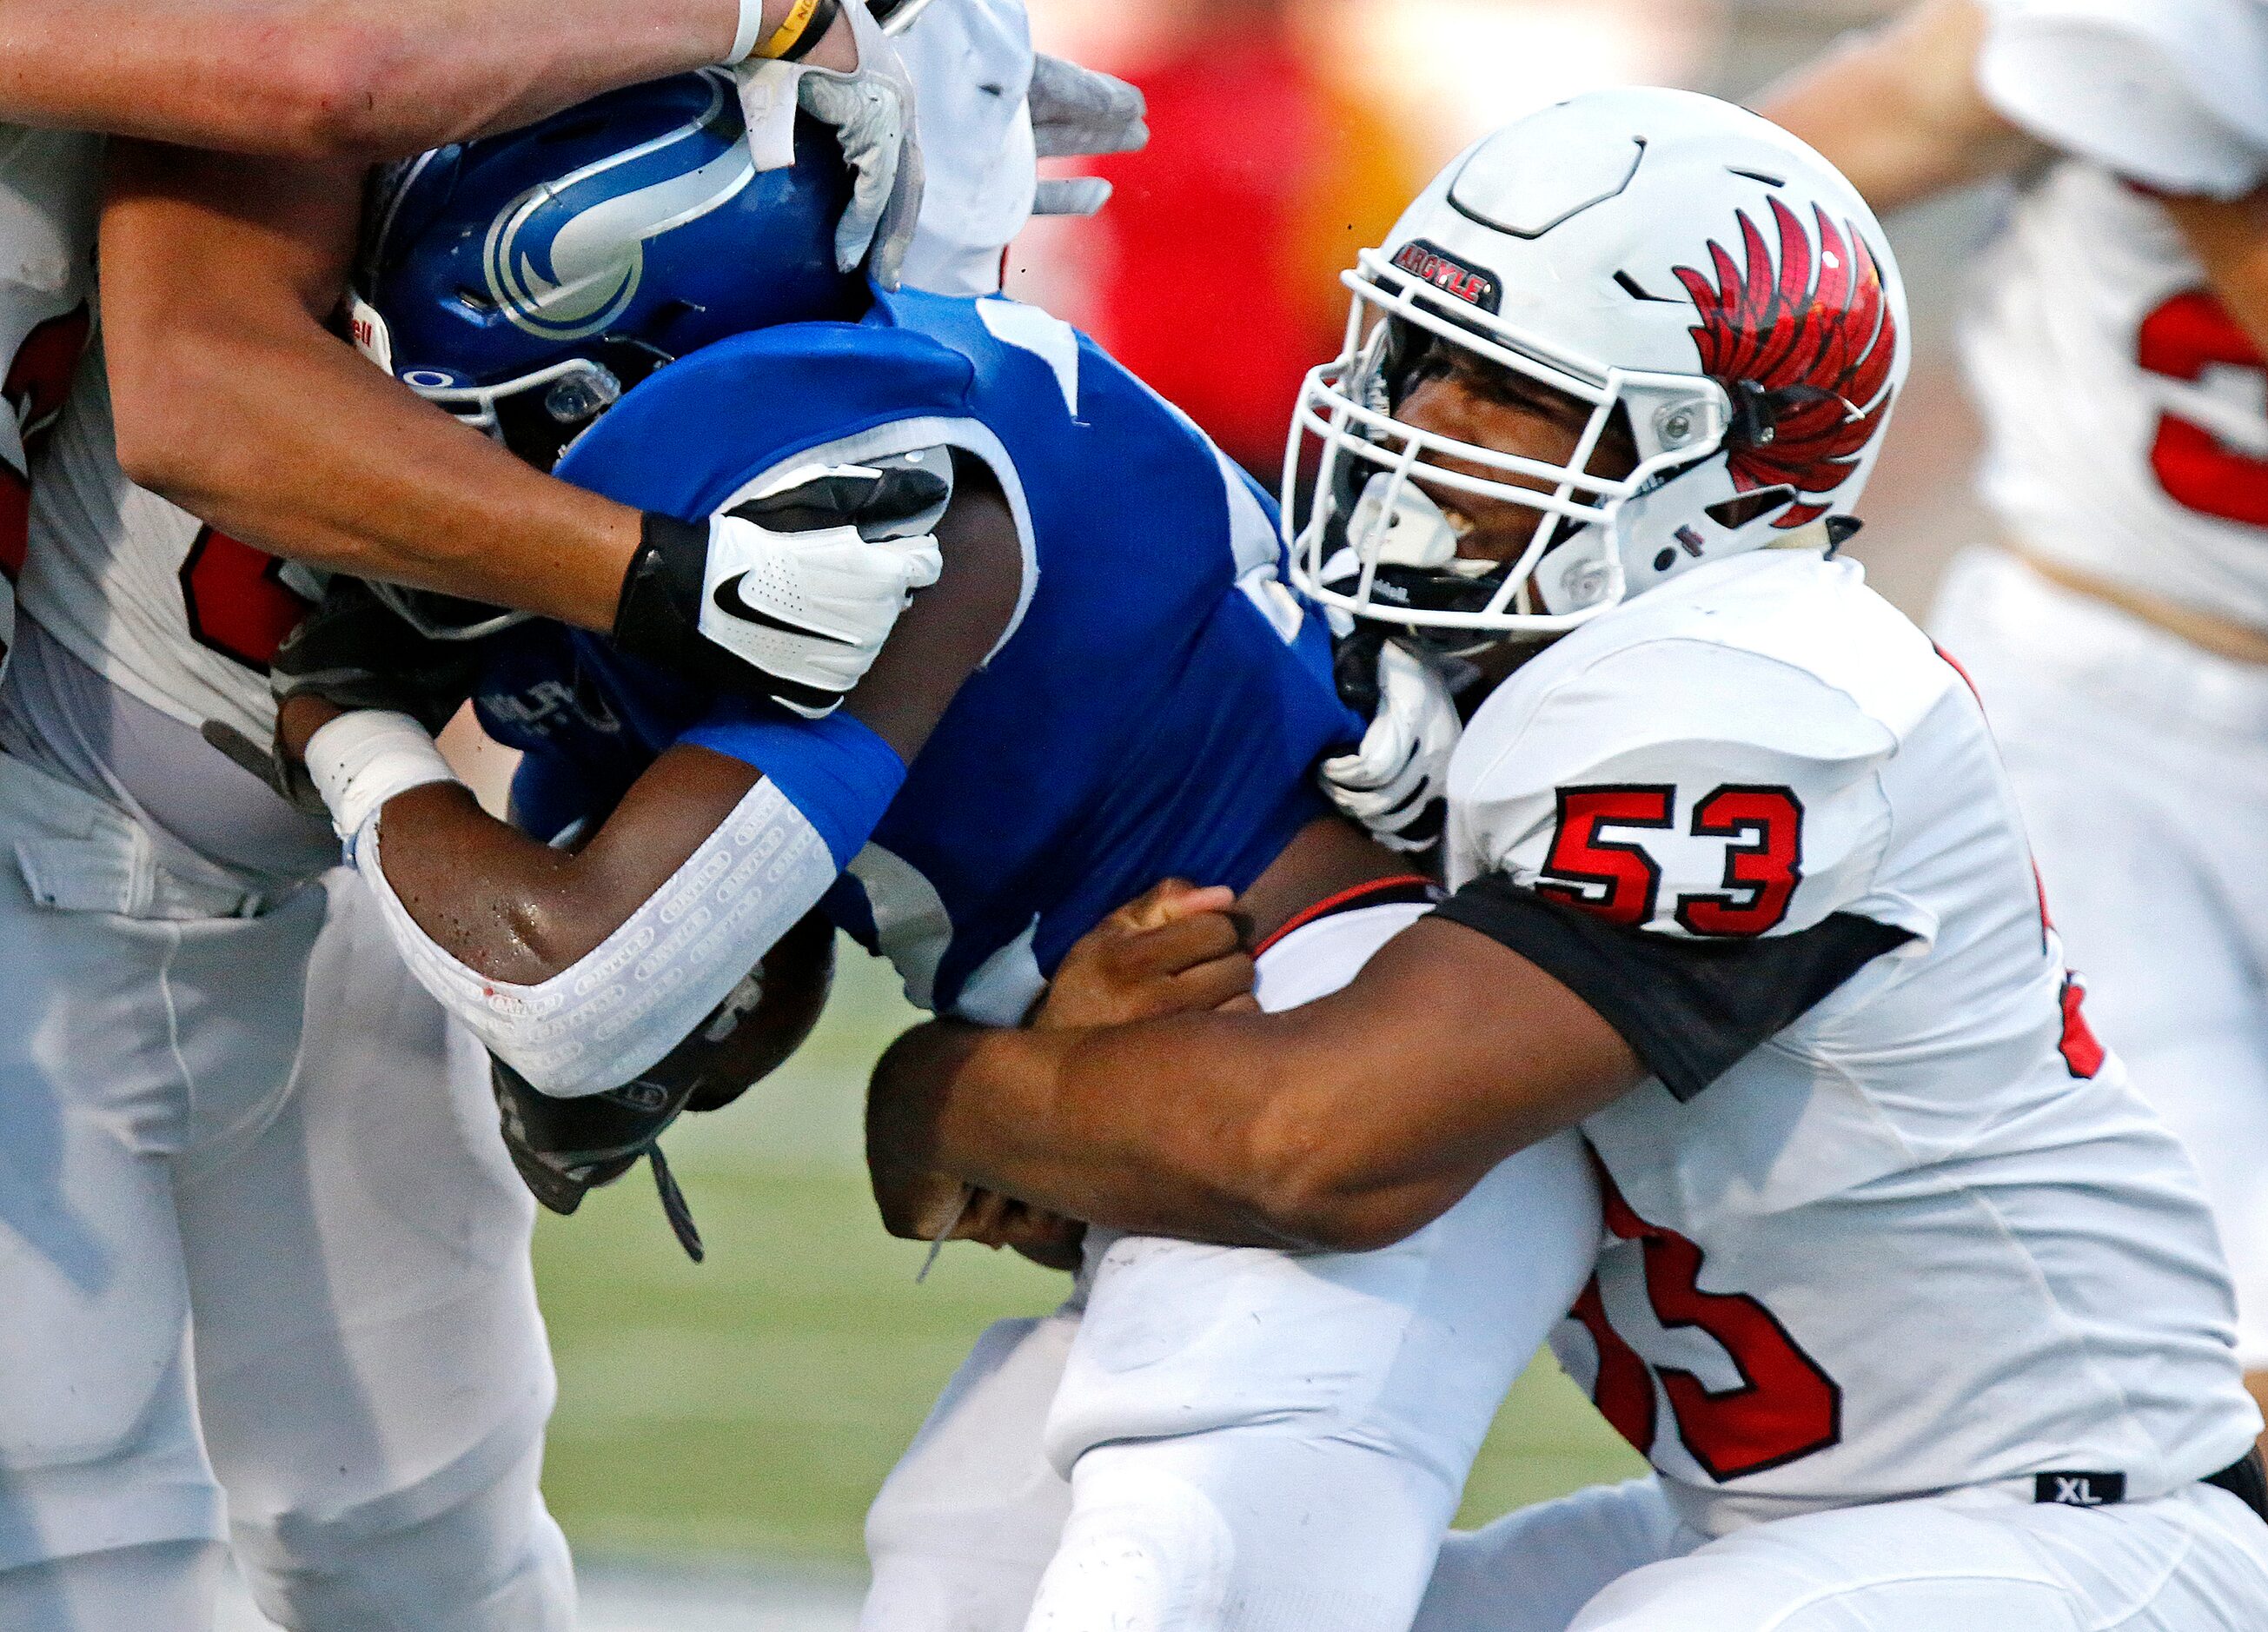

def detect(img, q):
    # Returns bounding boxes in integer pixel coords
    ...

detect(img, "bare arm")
[101,143,641,630]
[870,916,1641,1254]
[2164,186,2268,359]
[304,455,1025,983]
[1754,0,2042,214]
[0,0,852,160]
[375,741,770,985]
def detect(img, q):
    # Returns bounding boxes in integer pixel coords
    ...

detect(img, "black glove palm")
[271,576,492,734]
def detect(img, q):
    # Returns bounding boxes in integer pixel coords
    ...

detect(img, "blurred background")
[234,3,2015,1624]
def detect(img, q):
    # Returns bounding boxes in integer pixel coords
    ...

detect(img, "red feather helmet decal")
[1673,196,1898,528]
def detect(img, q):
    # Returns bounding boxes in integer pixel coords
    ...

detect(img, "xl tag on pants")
[2036,1471,2125,1507]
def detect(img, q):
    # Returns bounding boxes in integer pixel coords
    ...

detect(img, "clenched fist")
[1033,879,1259,1031]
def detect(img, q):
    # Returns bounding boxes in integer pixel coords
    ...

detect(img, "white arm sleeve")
[352,776,839,1098]
[1976,0,2268,196]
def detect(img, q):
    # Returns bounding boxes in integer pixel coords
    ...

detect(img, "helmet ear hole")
[1704,488,1794,529]
[1725,378,1775,448]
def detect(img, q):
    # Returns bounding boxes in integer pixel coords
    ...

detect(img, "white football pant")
[860,899,1603,1632]
[0,753,573,1630]
[1412,1475,2268,1630]
[1933,548,2268,1371]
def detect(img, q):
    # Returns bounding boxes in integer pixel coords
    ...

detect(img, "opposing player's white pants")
[0,753,573,1630]
[1933,549,2268,1370]
[1411,1475,2268,1630]
[861,901,1603,1632]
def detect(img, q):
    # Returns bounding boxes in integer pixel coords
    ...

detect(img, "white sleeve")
[1450,640,1926,945]
[356,776,840,1098]
[1975,0,2268,196]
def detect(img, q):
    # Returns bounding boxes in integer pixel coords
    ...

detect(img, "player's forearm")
[369,742,768,985]
[101,143,638,630]
[116,306,639,630]
[1754,0,2037,213]
[892,1012,1505,1253]
[2164,187,2268,360]
[371,781,620,985]
[888,923,1642,1252]
[346,740,842,1098]
[0,0,835,159]
[875,1019,1333,1251]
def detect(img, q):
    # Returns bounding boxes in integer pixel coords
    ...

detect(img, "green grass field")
[533,940,1646,1566]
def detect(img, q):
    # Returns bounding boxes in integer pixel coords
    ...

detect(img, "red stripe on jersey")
[1252,874,1436,957]
[2059,974,2106,1079]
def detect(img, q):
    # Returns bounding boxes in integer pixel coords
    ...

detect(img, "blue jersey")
[474,289,1359,1020]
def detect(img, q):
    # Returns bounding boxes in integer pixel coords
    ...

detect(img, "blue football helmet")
[356,67,862,474]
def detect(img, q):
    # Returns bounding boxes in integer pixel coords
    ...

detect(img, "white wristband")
[304,710,465,843]
[728,0,770,63]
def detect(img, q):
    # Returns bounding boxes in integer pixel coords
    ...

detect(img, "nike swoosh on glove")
[615,459,948,715]
[1320,640,1461,853]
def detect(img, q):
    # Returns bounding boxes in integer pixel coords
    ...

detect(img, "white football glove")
[694,465,945,719]
[1321,640,1461,853]
[795,1,925,287]
[1027,55,1148,218]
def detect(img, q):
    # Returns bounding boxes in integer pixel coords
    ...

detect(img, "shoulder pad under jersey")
[555,318,978,521]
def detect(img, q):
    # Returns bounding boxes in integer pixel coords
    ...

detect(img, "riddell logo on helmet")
[1391,241,1502,313]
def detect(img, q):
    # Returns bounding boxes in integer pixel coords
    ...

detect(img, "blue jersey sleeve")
[680,701,909,869]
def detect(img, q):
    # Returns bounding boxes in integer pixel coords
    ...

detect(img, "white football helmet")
[1285,87,1910,644]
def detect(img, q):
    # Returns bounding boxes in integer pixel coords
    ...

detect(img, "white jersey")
[0,126,99,647]
[1963,0,2268,629]
[21,346,303,750]
[1442,549,2259,1538]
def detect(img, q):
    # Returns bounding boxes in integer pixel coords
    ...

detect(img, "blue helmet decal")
[358,67,861,467]
[483,73,754,342]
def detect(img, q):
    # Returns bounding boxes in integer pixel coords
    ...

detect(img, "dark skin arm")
[0,0,852,159]
[869,885,1641,1255]
[101,144,644,629]
[281,452,1025,984]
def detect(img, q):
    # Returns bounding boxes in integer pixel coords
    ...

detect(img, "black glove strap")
[614,510,850,713]
[613,512,713,669]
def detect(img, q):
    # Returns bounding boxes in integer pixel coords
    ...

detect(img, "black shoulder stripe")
[1434,875,1914,1101]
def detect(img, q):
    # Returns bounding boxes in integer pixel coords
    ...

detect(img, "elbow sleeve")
[356,776,845,1098]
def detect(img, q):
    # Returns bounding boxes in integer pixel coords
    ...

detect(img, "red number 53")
[1537,783,1804,937]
